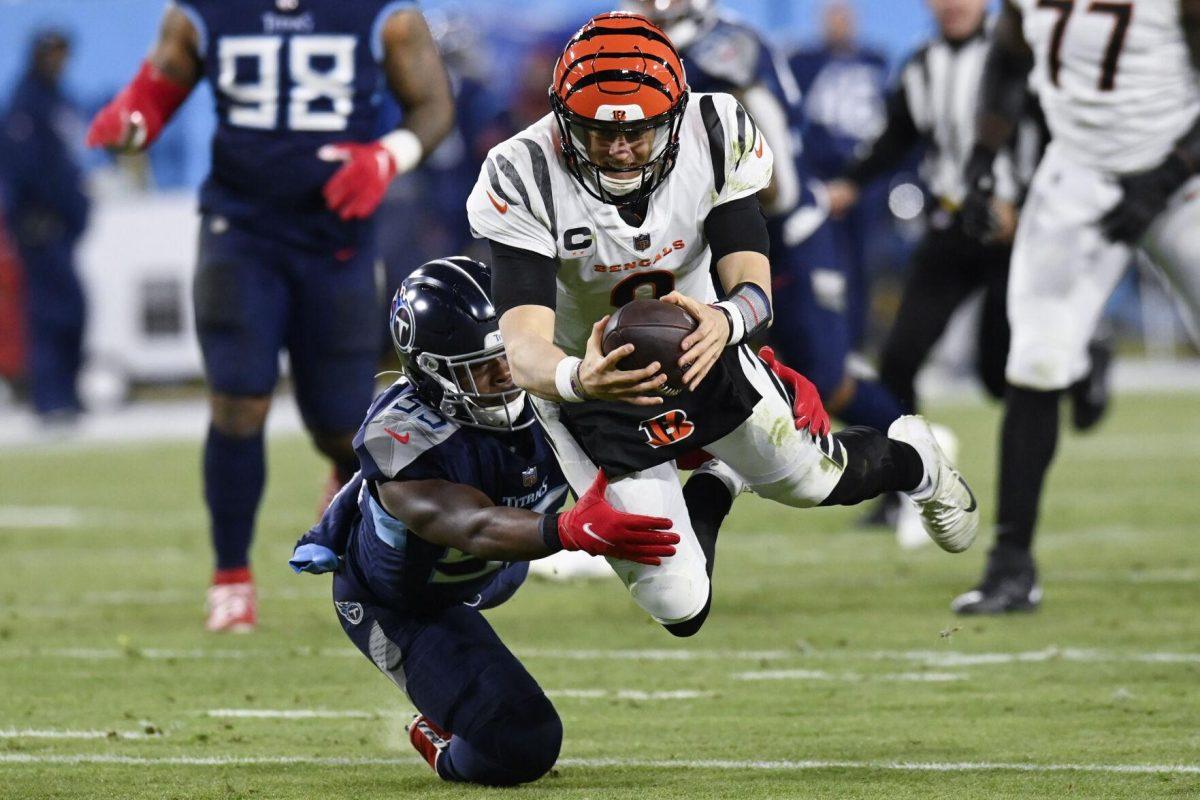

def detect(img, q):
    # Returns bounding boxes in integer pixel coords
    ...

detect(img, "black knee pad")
[476,693,563,785]
[820,426,899,506]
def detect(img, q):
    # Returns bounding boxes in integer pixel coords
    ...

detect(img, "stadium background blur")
[1,0,1194,415]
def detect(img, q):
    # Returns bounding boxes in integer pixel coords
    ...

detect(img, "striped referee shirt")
[845,19,1025,208]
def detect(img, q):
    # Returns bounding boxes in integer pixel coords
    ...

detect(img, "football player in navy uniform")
[789,1,891,348]
[627,0,906,435]
[86,1,455,631]
[288,257,683,785]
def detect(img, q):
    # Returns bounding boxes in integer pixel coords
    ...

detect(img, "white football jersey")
[1014,0,1200,173]
[467,92,774,358]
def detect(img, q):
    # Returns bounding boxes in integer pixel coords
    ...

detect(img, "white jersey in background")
[466,92,774,357]
[1015,0,1200,173]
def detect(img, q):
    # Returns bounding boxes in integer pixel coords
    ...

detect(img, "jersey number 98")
[218,35,356,131]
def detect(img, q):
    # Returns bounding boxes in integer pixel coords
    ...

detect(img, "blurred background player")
[951,0,1200,613]
[289,257,682,785]
[86,0,455,632]
[826,0,1022,418]
[0,30,90,426]
[375,8,511,287]
[788,1,890,349]
[627,0,908,440]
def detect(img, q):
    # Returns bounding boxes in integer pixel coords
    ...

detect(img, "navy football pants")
[192,217,381,433]
[332,566,561,786]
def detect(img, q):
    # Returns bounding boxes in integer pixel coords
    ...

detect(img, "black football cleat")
[951,545,1042,615]
[1070,338,1112,432]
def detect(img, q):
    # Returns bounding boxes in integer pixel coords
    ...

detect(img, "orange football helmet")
[550,12,689,205]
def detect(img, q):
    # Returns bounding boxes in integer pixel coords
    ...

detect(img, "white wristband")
[713,300,746,345]
[380,129,423,175]
[555,356,586,403]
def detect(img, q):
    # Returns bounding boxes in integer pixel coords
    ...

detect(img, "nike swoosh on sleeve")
[385,429,411,444]
[486,190,509,214]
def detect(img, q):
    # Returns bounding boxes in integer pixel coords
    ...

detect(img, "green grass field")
[2,394,1198,799]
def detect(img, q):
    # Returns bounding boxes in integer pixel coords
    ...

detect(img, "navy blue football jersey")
[176,0,416,250]
[298,379,568,611]
[789,45,889,180]
[680,16,818,215]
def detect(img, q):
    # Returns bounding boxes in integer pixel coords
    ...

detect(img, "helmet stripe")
[577,23,676,51]
[559,51,684,94]
[563,69,672,103]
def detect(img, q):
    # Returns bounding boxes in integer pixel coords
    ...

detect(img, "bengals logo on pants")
[639,410,695,449]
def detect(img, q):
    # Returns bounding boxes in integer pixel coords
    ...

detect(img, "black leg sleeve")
[818,427,925,507]
[880,228,985,413]
[976,244,1013,401]
[995,385,1061,553]
[662,472,735,638]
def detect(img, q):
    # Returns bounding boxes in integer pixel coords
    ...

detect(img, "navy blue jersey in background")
[789,44,889,181]
[678,15,817,216]
[176,0,415,251]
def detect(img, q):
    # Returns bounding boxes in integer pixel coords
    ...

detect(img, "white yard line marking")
[0,753,1197,774]
[858,648,1200,667]
[0,729,160,740]
[546,689,713,700]
[205,710,378,720]
[2,645,1197,666]
[0,507,84,529]
[514,648,793,661]
[732,670,965,683]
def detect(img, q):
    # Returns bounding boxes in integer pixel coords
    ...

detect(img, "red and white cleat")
[205,570,257,633]
[407,714,451,775]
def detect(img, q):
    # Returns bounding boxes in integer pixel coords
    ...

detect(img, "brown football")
[601,299,698,396]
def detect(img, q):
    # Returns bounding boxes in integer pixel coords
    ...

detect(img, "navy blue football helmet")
[389,257,531,432]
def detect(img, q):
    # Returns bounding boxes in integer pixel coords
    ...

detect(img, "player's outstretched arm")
[376,472,679,565]
[85,6,199,152]
[319,10,455,220]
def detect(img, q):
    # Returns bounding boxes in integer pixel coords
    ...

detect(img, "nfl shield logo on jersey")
[633,233,651,251]
[522,466,538,487]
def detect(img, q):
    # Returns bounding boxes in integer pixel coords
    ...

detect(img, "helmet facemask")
[390,295,532,433]
[551,92,688,205]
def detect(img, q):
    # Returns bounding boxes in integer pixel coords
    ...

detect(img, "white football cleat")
[528,549,613,582]
[894,424,959,550]
[887,415,978,553]
[205,581,257,633]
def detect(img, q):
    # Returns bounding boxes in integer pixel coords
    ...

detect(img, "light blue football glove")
[289,544,341,575]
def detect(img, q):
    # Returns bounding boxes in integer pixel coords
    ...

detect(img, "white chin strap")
[598,170,645,196]
[471,392,527,427]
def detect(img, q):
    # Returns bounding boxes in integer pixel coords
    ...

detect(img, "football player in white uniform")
[954,0,1200,613]
[467,12,980,634]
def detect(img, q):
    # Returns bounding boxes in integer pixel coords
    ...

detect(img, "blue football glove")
[289,544,341,575]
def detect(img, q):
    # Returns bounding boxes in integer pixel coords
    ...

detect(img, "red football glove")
[319,142,397,220]
[557,471,679,565]
[758,346,831,437]
[86,61,190,152]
